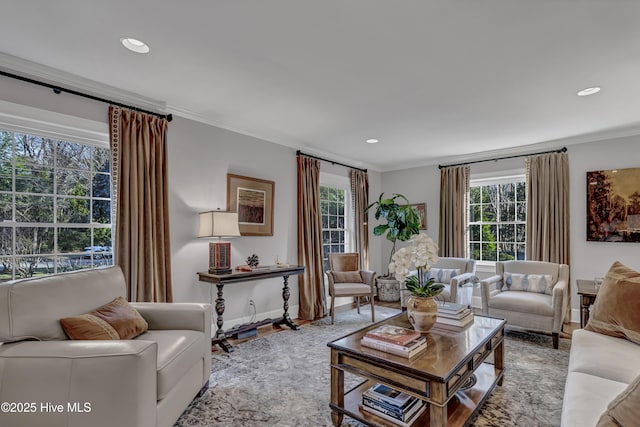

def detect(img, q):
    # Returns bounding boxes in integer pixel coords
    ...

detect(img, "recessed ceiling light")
[120,37,150,54]
[577,87,601,97]
[366,138,379,144]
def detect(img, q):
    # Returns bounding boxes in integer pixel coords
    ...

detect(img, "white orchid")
[389,232,442,297]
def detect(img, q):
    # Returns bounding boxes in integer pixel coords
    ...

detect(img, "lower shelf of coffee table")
[337,362,501,427]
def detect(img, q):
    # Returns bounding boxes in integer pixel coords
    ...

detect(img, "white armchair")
[400,257,477,308]
[481,260,569,349]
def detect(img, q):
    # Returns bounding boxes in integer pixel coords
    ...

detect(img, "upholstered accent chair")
[481,260,569,349]
[326,253,376,324]
[400,257,477,308]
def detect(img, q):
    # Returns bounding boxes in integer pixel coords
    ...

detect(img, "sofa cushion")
[60,296,148,340]
[428,268,461,284]
[332,271,363,283]
[503,272,552,294]
[569,329,640,384]
[596,374,640,427]
[136,329,208,400]
[0,266,127,342]
[489,291,553,316]
[585,261,640,345]
[561,372,628,427]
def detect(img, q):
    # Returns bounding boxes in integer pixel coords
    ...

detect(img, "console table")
[576,279,600,328]
[197,265,305,352]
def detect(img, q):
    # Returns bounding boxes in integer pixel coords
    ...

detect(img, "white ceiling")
[1,1,640,171]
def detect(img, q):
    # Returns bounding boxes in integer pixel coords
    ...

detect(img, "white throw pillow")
[428,268,461,284]
[503,272,553,294]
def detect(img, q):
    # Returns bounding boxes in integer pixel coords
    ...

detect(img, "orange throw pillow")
[60,296,148,340]
[585,261,640,345]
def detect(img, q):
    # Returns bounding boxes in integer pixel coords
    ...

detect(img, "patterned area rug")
[174,306,570,427]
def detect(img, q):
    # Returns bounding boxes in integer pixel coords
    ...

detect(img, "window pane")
[92,173,111,198]
[93,147,111,173]
[498,243,515,261]
[92,200,111,224]
[498,224,514,243]
[15,165,54,194]
[0,194,12,221]
[0,131,12,163]
[0,256,12,283]
[331,244,341,253]
[329,202,337,215]
[16,227,54,255]
[14,134,54,166]
[55,254,93,272]
[517,202,526,221]
[337,202,344,216]
[481,243,497,261]
[329,216,337,228]
[470,243,480,260]
[56,169,90,196]
[485,224,497,241]
[93,227,112,248]
[482,185,497,204]
[516,244,526,260]
[501,183,515,202]
[470,224,480,241]
[0,227,12,254]
[323,230,330,244]
[469,204,480,222]
[482,204,496,222]
[320,187,329,199]
[516,224,526,242]
[57,197,90,223]
[57,141,91,170]
[321,215,328,228]
[14,256,55,279]
[499,203,515,222]
[0,162,11,191]
[516,182,526,201]
[58,228,91,253]
[469,186,480,204]
[16,195,53,222]
[331,230,341,243]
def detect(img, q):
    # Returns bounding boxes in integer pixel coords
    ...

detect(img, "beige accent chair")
[326,253,376,324]
[0,266,212,427]
[481,260,569,349]
[400,257,477,308]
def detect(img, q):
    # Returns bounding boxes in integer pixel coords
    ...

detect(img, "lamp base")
[209,241,232,274]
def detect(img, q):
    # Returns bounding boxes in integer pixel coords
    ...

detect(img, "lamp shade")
[198,211,240,238]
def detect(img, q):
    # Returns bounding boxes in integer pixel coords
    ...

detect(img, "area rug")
[174,306,570,427]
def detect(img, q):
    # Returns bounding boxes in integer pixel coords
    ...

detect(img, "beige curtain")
[109,106,173,302]
[439,165,470,257]
[297,155,326,320]
[526,152,570,319]
[350,169,369,269]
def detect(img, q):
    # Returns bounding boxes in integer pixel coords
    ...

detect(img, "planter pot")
[406,296,438,333]
[376,277,400,302]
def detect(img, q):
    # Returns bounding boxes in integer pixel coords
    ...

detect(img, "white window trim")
[0,100,108,148]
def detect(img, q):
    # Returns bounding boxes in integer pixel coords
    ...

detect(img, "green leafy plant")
[365,193,421,277]
[404,268,445,298]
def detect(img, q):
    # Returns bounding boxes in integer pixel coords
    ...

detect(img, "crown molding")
[0,52,167,113]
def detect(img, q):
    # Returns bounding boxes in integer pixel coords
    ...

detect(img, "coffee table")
[328,313,506,427]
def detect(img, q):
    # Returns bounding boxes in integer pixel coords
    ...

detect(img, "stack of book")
[435,302,474,330]
[360,324,427,358]
[360,383,427,426]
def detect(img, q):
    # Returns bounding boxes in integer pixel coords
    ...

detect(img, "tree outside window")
[468,179,526,262]
[0,130,112,282]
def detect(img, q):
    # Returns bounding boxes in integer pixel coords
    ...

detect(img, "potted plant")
[365,193,422,301]
[390,232,442,332]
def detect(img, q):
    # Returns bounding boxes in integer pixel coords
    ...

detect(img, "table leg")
[212,283,234,352]
[580,295,590,328]
[495,331,505,386]
[330,350,344,427]
[430,403,447,427]
[273,274,300,330]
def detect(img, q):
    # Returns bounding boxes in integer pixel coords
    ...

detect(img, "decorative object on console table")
[227,173,274,236]
[198,210,241,274]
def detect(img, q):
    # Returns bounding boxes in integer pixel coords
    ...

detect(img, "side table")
[576,279,600,328]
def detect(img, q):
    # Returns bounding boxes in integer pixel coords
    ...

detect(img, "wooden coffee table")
[328,313,506,427]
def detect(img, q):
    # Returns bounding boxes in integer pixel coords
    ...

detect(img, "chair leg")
[356,296,360,314]
[371,298,375,322]
[331,296,335,325]
[552,332,559,349]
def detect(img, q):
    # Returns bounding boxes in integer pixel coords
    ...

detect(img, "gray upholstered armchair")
[326,253,376,324]
[400,257,477,308]
[481,260,569,349]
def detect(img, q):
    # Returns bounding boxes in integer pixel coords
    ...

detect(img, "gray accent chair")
[400,257,477,308]
[326,253,376,324]
[0,266,212,427]
[481,260,569,349]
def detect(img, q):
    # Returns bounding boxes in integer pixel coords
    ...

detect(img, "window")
[468,175,526,262]
[320,174,353,272]
[0,129,112,282]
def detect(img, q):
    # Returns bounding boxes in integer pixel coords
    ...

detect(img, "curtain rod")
[438,146,567,169]
[0,69,173,122]
[296,150,367,172]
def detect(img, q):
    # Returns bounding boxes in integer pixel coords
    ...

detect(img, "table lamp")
[198,210,241,274]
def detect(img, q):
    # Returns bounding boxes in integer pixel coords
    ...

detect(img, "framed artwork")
[587,167,640,242]
[227,173,275,236]
[409,203,427,230]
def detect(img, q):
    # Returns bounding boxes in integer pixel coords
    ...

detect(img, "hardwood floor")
[213,298,579,352]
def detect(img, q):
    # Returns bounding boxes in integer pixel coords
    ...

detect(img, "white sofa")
[561,329,640,426]
[0,266,212,427]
